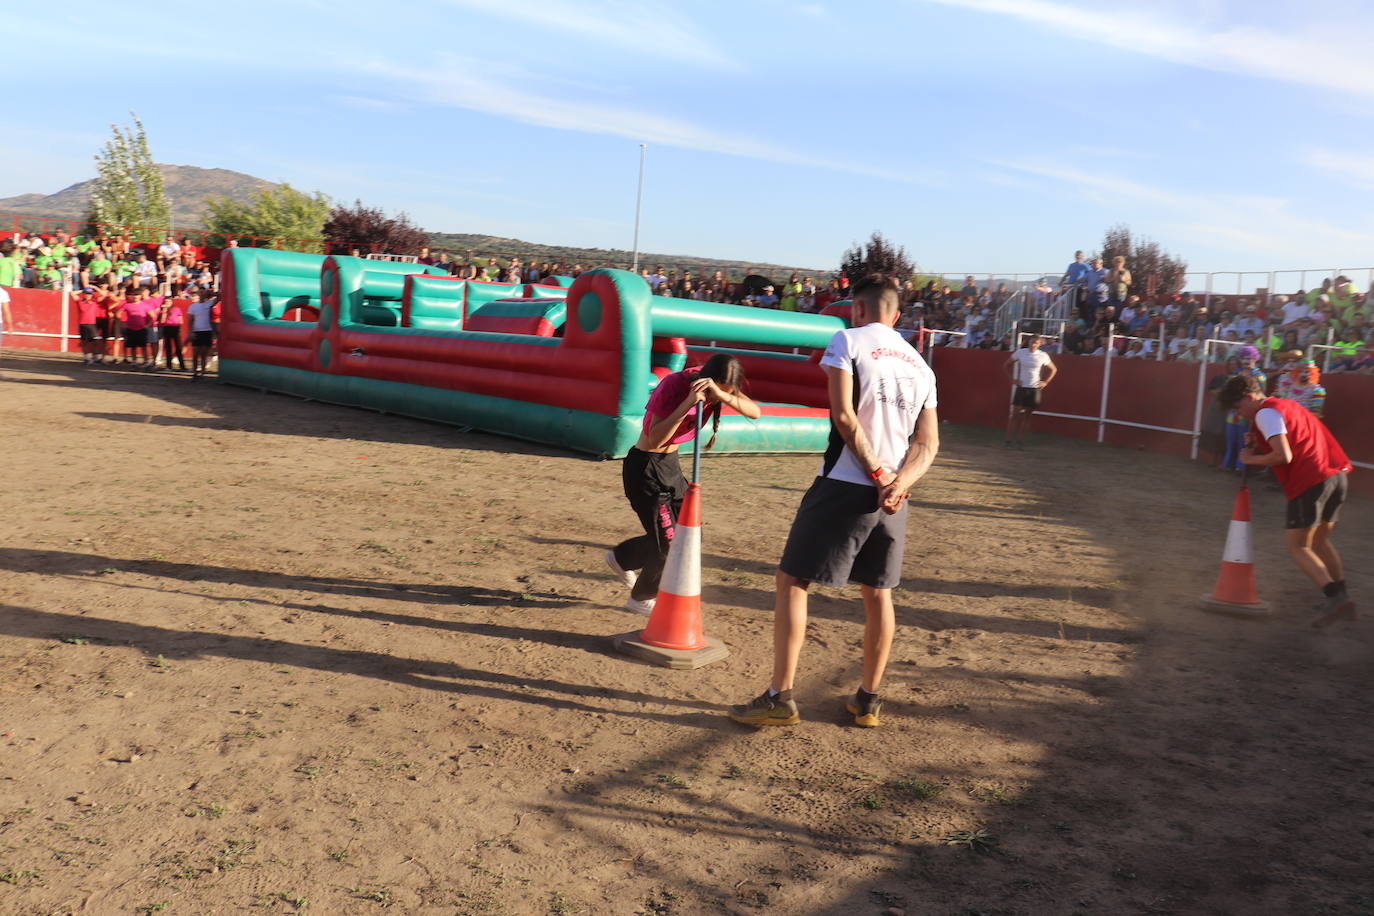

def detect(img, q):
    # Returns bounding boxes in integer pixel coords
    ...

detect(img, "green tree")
[839,231,916,282]
[1098,224,1188,300]
[205,184,332,253]
[87,113,169,242]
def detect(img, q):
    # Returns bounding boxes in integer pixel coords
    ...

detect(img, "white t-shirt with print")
[818,322,937,487]
[1010,347,1052,388]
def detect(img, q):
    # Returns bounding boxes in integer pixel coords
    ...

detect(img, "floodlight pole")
[631,144,646,272]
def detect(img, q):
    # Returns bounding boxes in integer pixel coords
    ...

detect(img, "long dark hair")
[698,353,745,450]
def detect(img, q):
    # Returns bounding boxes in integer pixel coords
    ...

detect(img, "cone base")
[611,632,729,670]
[1199,595,1271,619]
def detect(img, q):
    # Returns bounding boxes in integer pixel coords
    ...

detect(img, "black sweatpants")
[160,325,185,369]
[613,447,687,601]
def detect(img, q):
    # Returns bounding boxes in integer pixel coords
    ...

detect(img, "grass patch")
[892,778,944,800]
[944,828,999,854]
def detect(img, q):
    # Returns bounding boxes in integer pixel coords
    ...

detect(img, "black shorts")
[1012,386,1042,409]
[779,476,906,589]
[95,317,112,338]
[192,330,215,347]
[124,328,148,348]
[1286,473,1347,530]
[78,324,98,343]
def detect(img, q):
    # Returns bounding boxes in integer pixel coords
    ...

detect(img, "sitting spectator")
[754,285,779,308]
[1233,302,1263,337]
[1166,326,1192,358]
[157,235,180,268]
[134,252,159,288]
[1123,338,1150,359]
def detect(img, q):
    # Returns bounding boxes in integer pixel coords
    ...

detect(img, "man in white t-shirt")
[1003,333,1057,448]
[729,274,939,729]
[157,236,181,266]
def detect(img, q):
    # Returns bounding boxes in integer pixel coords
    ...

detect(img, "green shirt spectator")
[0,252,20,287]
[87,256,112,279]
[33,253,52,271]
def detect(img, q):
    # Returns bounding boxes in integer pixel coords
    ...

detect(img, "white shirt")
[159,242,181,259]
[1254,407,1286,441]
[819,322,937,487]
[1281,302,1313,325]
[188,300,215,332]
[1010,347,1052,388]
[136,261,158,278]
[0,284,8,329]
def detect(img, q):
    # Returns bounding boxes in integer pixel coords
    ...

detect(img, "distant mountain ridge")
[0,165,280,229]
[1,167,821,275]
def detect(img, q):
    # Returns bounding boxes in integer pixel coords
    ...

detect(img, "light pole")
[631,144,646,272]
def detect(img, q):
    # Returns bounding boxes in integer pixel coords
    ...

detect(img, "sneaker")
[604,550,638,589]
[727,690,800,727]
[624,597,655,615]
[1311,591,1357,628]
[845,690,883,728]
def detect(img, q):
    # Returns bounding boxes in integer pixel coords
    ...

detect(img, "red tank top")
[1254,397,1351,499]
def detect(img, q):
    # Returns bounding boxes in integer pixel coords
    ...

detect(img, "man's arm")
[881,408,940,513]
[1003,353,1017,383]
[826,365,888,482]
[1040,359,1058,387]
[1240,433,1292,467]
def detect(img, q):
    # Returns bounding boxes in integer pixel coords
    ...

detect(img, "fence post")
[1098,329,1114,443]
[1158,323,1165,360]
[1324,328,1334,373]
[59,287,70,354]
[1191,341,1210,460]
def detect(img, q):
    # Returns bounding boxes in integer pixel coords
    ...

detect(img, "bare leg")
[770,570,810,692]
[859,585,895,693]
[1286,527,1333,588]
[1311,522,1344,583]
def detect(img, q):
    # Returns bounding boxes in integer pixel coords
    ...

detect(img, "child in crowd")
[157,296,186,370]
[1220,345,1267,471]
[73,287,105,365]
[187,291,217,378]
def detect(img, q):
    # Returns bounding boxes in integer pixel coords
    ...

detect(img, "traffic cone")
[1199,483,1270,618]
[612,483,730,669]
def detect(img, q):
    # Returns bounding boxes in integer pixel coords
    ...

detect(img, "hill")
[1,167,824,276]
[0,165,279,229]
[427,231,821,278]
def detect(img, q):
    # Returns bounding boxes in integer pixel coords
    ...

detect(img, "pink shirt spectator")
[75,295,100,325]
[641,367,720,446]
[159,300,183,326]
[121,301,156,331]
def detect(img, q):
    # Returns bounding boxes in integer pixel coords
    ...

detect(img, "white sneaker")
[624,597,656,615]
[604,550,638,589]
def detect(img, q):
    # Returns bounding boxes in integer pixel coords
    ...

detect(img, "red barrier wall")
[5,284,1370,492]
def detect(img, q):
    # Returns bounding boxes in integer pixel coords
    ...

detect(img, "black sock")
[1322,581,1342,598]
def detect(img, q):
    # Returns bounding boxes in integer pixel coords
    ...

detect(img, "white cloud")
[919,0,1374,98]
[1305,148,1374,190]
[440,0,737,71]
[368,58,941,185]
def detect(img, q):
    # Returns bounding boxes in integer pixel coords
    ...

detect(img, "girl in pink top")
[157,296,187,371]
[604,354,761,613]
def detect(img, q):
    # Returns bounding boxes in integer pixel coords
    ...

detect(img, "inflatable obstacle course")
[217,248,844,456]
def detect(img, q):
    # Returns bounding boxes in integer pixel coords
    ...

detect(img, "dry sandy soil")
[0,350,1371,916]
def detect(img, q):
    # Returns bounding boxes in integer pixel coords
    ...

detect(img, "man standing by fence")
[1004,333,1057,448]
[1220,374,1355,627]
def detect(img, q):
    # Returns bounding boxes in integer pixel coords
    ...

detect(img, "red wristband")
[868,467,886,481]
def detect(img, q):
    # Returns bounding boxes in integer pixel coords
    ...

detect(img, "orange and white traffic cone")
[612,483,730,669]
[1200,483,1270,618]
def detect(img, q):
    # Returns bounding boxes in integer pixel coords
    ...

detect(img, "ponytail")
[698,353,745,451]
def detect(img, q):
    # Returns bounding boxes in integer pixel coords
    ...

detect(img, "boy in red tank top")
[1218,374,1355,626]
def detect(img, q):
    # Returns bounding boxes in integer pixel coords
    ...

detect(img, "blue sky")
[4,0,1374,283]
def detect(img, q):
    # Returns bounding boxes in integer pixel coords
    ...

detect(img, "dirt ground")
[0,349,1371,916]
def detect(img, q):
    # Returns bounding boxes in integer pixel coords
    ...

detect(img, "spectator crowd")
[4,228,1374,377]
